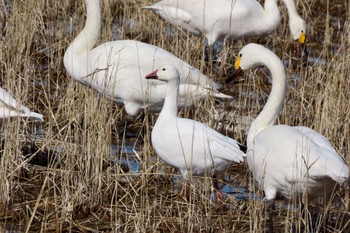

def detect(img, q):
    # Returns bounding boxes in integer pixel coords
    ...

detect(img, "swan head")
[226,43,285,83]
[226,43,266,83]
[145,65,180,83]
[289,16,306,42]
[289,17,308,56]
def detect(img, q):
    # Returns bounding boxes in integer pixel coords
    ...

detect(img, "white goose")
[226,43,349,230]
[146,65,245,194]
[0,87,43,121]
[143,0,307,58]
[64,0,230,117]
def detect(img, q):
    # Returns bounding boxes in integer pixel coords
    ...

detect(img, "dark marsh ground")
[0,0,350,232]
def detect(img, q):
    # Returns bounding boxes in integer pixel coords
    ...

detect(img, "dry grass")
[0,0,349,232]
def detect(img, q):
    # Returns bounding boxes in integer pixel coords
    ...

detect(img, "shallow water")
[110,141,253,201]
[110,142,140,173]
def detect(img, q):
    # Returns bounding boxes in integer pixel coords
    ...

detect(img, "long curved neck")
[247,51,287,145]
[64,0,101,77]
[281,0,300,18]
[262,0,281,31]
[280,0,304,36]
[158,79,179,120]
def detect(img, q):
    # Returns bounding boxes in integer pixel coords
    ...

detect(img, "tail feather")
[206,88,233,99]
[20,111,44,122]
[27,112,44,122]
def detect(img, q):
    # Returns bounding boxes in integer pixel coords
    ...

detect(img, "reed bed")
[0,0,349,232]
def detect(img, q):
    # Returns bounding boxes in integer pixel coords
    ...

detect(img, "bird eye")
[162,68,166,71]
[239,54,242,57]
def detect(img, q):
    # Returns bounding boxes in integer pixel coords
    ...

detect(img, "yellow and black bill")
[297,30,308,57]
[226,54,243,84]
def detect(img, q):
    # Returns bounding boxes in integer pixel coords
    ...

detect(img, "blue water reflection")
[110,143,140,173]
[110,142,252,200]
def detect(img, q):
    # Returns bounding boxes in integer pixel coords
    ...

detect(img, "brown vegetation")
[0,0,349,232]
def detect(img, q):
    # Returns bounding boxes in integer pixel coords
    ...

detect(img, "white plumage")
[0,87,43,121]
[143,0,307,47]
[64,0,230,117]
[226,43,349,204]
[146,65,245,180]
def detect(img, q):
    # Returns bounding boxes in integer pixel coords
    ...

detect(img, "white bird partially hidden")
[0,87,43,121]
[64,0,230,117]
[143,0,307,59]
[146,65,246,197]
[226,43,349,231]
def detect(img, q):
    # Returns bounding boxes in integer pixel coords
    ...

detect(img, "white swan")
[143,0,307,57]
[0,87,43,121]
[226,43,349,230]
[64,0,229,117]
[146,65,245,193]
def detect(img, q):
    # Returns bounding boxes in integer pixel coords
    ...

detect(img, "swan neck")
[263,0,281,30]
[281,0,299,17]
[159,79,179,120]
[65,0,101,60]
[247,53,287,145]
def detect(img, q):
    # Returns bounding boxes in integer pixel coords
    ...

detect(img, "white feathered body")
[65,39,221,116]
[152,115,245,179]
[247,125,349,201]
[144,0,280,45]
[64,0,225,117]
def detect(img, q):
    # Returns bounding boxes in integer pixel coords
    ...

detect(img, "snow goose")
[0,87,43,121]
[226,43,349,231]
[146,65,245,197]
[64,0,228,117]
[143,0,307,59]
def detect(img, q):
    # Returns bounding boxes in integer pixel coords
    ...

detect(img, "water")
[222,183,254,201]
[109,141,253,201]
[110,143,140,173]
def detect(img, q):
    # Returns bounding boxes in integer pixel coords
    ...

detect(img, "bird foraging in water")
[146,65,246,200]
[226,43,349,232]
[143,0,308,61]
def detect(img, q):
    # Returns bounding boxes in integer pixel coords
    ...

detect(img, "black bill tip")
[301,43,308,57]
[226,67,243,84]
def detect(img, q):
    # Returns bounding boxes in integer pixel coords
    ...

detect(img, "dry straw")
[0,0,349,232]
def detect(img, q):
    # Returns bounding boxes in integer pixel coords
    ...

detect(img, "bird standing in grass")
[226,43,349,232]
[64,0,230,117]
[146,65,246,199]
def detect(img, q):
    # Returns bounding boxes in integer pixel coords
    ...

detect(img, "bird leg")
[212,176,223,202]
